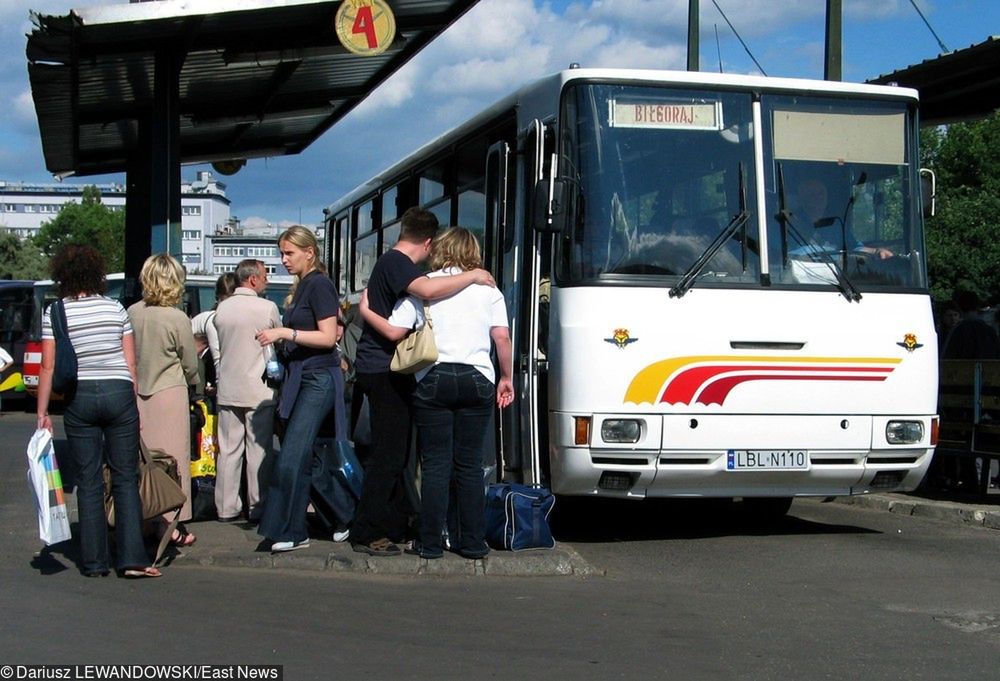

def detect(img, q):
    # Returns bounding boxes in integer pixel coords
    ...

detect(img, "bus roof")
[324,68,921,216]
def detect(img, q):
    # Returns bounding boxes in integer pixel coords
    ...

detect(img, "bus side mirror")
[919,168,936,218]
[532,178,570,233]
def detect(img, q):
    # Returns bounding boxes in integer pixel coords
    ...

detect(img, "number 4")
[352,5,378,49]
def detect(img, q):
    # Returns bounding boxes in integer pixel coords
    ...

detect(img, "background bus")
[324,68,937,514]
[0,280,34,405]
[20,273,291,400]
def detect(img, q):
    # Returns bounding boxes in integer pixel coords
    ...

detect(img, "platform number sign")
[335,0,396,56]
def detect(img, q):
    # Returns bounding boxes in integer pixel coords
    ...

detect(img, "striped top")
[42,296,133,383]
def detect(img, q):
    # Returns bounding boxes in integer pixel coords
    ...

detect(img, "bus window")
[458,184,486,258]
[333,213,349,297]
[382,185,399,223]
[426,198,452,228]
[419,172,445,204]
[356,199,375,234]
[381,222,400,255]
[354,231,378,290]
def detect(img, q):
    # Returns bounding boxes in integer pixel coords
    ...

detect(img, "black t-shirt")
[355,249,423,373]
[283,270,340,369]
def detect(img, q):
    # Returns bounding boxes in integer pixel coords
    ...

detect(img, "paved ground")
[3,411,1000,680]
[5,409,998,578]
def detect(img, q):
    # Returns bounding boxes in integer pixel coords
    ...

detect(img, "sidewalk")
[0,411,596,578]
[167,516,599,577]
[831,490,1000,530]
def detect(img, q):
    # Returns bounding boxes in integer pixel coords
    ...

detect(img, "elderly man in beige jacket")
[213,259,282,522]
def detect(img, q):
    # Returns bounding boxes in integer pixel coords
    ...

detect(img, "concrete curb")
[173,536,602,577]
[832,493,1000,530]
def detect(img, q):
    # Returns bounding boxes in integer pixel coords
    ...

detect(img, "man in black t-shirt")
[350,207,495,556]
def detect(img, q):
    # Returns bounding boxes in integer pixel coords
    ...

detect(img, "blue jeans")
[414,363,494,558]
[259,369,338,543]
[63,380,147,573]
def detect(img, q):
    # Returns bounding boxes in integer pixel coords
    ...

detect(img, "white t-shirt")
[388,267,508,383]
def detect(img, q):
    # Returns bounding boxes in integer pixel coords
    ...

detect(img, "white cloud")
[429,47,553,95]
[591,39,686,70]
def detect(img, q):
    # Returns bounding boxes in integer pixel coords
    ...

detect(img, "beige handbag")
[390,301,438,374]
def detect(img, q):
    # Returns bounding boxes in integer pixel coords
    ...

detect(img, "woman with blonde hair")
[128,253,200,546]
[255,225,344,552]
[360,227,514,559]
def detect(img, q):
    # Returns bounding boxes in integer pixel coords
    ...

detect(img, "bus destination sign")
[610,100,723,130]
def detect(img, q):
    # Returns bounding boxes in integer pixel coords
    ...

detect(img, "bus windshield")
[762,94,925,290]
[558,83,760,284]
[557,83,926,292]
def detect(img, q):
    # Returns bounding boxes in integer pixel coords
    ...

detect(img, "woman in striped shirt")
[36,245,160,579]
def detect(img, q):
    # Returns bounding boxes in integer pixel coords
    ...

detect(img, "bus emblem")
[605,328,638,349]
[897,334,923,352]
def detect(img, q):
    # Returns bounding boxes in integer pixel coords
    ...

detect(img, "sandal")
[121,566,162,579]
[170,529,197,547]
[351,537,401,556]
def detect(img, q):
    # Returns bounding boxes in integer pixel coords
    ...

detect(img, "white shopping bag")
[26,428,71,546]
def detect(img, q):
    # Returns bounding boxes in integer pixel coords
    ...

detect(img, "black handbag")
[50,299,78,397]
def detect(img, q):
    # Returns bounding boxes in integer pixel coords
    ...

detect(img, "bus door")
[517,119,554,485]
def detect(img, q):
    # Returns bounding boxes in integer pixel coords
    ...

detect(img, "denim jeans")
[413,363,494,558]
[259,369,337,543]
[63,380,147,573]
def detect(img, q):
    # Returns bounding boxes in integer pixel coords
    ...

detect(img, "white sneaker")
[332,529,350,543]
[271,539,310,553]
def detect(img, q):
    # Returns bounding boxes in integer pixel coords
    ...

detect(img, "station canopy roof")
[26,0,476,177]
[868,36,1000,126]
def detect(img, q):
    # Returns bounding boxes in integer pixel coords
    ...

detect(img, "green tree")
[33,185,125,272]
[922,112,1000,302]
[0,229,49,280]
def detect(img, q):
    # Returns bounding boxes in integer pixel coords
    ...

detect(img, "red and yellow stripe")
[624,355,902,405]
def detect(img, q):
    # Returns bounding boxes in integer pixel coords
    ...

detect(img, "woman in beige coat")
[128,254,200,545]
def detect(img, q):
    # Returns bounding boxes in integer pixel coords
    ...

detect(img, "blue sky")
[1,0,997,228]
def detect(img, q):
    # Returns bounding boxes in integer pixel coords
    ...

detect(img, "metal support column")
[123,47,182,304]
[687,0,700,72]
[824,0,842,81]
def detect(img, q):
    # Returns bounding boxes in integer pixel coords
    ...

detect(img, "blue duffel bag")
[485,483,556,551]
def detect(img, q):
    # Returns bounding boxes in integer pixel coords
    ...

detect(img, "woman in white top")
[360,227,513,559]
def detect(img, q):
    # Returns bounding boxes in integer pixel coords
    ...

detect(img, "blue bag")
[484,483,555,551]
[311,438,364,530]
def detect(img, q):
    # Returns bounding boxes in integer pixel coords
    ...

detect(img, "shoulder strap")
[422,300,433,328]
[51,299,70,342]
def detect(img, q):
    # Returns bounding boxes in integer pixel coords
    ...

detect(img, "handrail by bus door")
[485,139,510,475]
[524,119,546,485]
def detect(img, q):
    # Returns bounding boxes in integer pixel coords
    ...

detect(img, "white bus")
[325,68,937,514]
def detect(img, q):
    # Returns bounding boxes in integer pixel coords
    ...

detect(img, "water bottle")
[263,343,283,382]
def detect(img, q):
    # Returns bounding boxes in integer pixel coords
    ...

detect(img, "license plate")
[727,450,808,471]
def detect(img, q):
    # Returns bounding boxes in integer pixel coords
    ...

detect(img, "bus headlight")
[601,419,642,444]
[886,420,924,445]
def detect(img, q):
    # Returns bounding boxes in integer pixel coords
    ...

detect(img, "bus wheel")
[741,496,793,522]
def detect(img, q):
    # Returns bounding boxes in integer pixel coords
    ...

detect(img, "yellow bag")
[191,400,218,478]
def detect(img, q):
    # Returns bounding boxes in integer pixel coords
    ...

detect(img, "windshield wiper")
[669,209,749,298]
[670,163,749,299]
[780,214,863,302]
[775,162,861,303]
